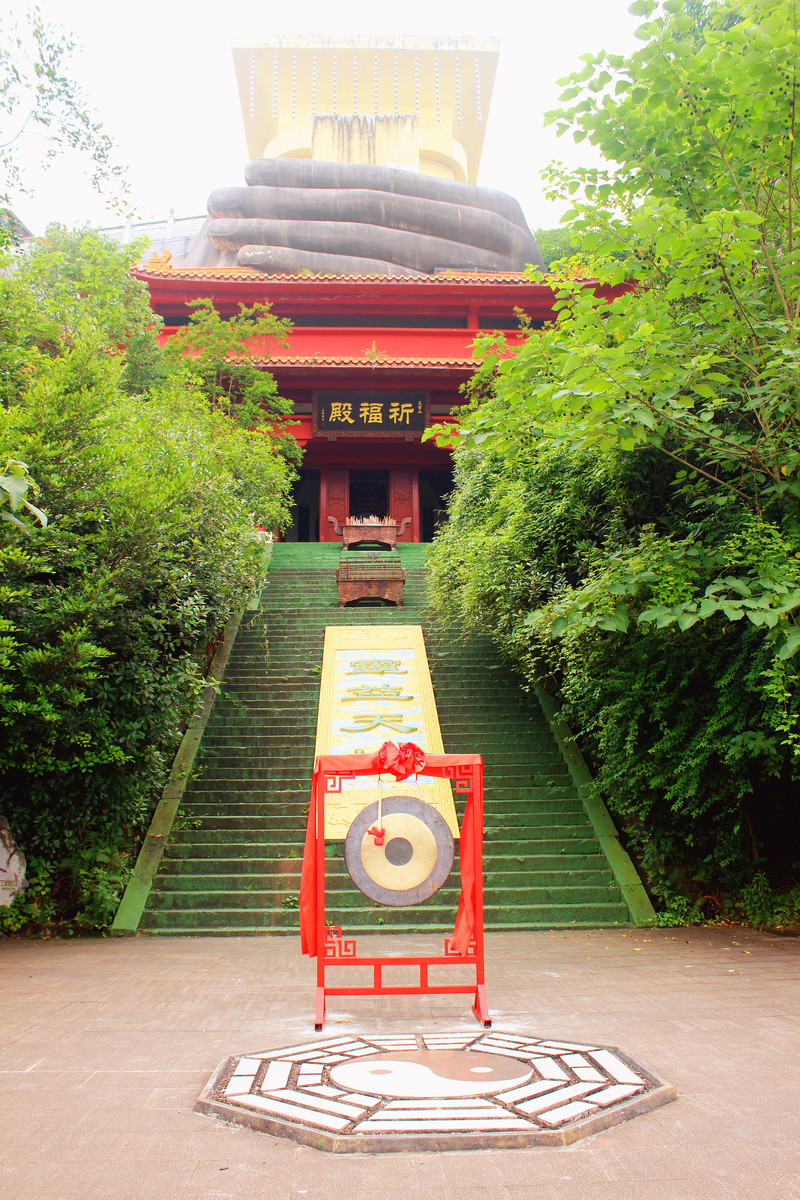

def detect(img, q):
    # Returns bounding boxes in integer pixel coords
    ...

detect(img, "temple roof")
[248,353,476,369]
[137,264,544,285]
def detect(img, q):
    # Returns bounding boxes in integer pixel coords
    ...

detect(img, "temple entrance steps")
[140,542,638,935]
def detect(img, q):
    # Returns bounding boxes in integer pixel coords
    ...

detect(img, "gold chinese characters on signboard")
[314,625,458,839]
[313,391,429,438]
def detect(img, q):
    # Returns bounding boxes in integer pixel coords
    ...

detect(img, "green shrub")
[0,230,297,933]
[428,434,800,915]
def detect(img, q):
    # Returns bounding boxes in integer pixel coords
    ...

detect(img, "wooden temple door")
[320,469,349,542]
[389,469,419,542]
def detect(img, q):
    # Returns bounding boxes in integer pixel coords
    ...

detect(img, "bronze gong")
[343,794,455,907]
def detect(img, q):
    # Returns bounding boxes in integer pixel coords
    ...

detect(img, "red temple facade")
[138,263,623,543]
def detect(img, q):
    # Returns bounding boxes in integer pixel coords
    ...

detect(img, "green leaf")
[0,475,28,512]
[777,630,800,660]
[638,606,671,624]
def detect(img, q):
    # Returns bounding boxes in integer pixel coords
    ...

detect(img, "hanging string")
[367,775,386,845]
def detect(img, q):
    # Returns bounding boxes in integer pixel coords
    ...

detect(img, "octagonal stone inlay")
[196,1031,676,1151]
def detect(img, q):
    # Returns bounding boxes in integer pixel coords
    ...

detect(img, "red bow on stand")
[376,740,427,780]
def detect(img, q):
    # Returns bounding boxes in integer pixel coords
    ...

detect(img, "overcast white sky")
[4,0,641,235]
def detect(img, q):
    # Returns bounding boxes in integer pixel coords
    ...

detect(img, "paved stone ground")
[1,927,798,1200]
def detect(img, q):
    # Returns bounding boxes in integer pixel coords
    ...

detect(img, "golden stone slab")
[314,625,458,839]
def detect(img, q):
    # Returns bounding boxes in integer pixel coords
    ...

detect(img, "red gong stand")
[299,748,490,1031]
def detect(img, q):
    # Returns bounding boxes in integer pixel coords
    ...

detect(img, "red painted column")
[389,469,417,542]
[320,468,349,542]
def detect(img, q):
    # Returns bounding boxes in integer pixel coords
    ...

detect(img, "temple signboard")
[313,391,429,438]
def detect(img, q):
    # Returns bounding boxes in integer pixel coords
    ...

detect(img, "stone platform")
[198,1030,674,1151]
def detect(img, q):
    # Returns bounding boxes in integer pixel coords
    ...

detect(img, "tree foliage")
[428,0,800,917]
[164,297,297,443]
[0,7,128,210]
[533,226,580,269]
[0,228,296,932]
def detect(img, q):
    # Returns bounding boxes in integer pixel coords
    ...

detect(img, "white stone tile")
[421,1035,473,1043]
[368,1039,418,1044]
[420,1041,473,1049]
[588,1050,644,1085]
[538,1100,595,1126]
[224,1077,255,1098]
[588,1083,643,1106]
[234,1093,350,1132]
[495,1078,564,1103]
[563,1053,589,1067]
[481,1035,530,1047]
[261,1060,293,1090]
[517,1082,597,1115]
[326,1091,379,1107]
[359,1117,531,1132]
[478,1045,538,1062]
[290,1053,337,1063]
[301,1085,371,1111]
[385,1098,501,1109]
[368,1036,419,1044]
[537,1040,597,1052]
[367,1043,419,1052]
[378,1105,515,1122]
[573,1067,605,1083]
[320,1041,367,1052]
[530,1056,569,1081]
[268,1088,365,1120]
[231,1056,262,1076]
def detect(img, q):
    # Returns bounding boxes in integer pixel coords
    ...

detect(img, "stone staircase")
[140,543,634,935]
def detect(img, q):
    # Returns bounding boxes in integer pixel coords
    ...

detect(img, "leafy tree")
[428,0,800,915]
[0,7,128,210]
[1,224,163,400]
[0,230,297,933]
[533,226,580,269]
[163,297,297,439]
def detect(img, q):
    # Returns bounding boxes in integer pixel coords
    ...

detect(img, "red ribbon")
[376,740,426,780]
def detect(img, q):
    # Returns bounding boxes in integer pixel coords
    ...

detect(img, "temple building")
[136,37,572,542]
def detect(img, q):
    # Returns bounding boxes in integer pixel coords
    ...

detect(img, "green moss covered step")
[161,835,304,856]
[142,900,628,932]
[181,796,587,818]
[320,904,630,928]
[186,789,311,805]
[150,865,617,893]
[169,810,606,835]
[141,919,630,936]
[160,831,604,858]
[205,731,305,748]
[164,816,599,835]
